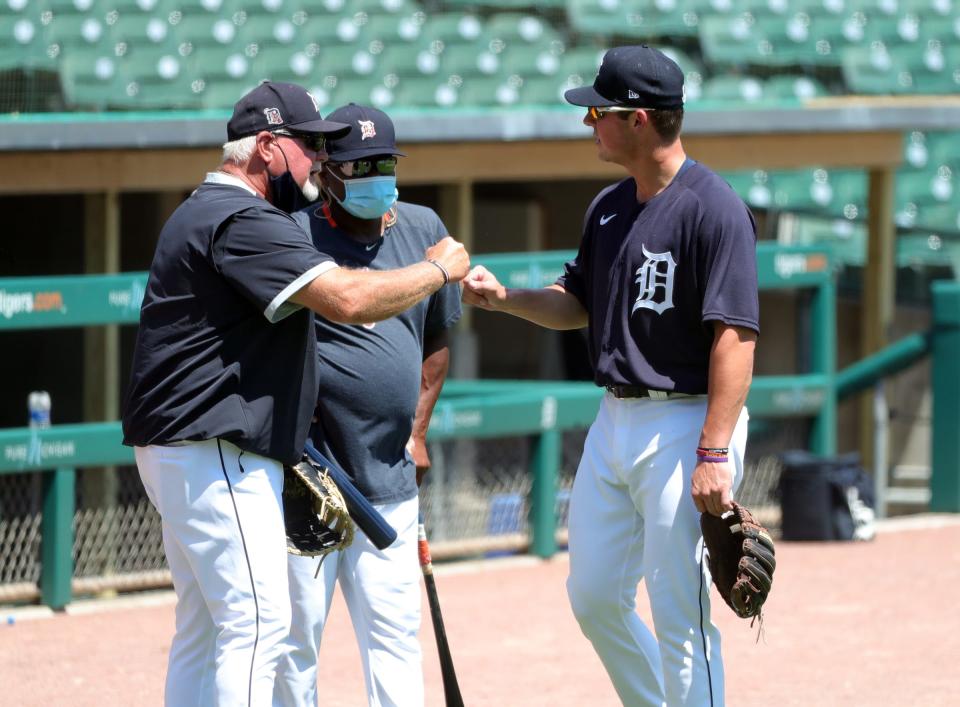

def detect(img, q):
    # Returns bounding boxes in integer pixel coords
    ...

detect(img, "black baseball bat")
[418,513,464,707]
[304,441,397,551]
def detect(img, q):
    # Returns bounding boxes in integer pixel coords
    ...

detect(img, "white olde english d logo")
[632,244,676,315]
[263,107,283,125]
[358,119,376,140]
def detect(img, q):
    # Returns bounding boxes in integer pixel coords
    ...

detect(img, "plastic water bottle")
[28,391,51,429]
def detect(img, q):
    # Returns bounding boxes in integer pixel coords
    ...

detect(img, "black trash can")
[778,450,872,541]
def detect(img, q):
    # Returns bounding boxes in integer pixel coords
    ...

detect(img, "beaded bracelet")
[427,258,450,285]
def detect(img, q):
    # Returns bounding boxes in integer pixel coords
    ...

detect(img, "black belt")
[605,385,699,400]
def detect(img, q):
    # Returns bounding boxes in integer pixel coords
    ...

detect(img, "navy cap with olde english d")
[227,81,351,141]
[323,103,407,162]
[564,45,685,110]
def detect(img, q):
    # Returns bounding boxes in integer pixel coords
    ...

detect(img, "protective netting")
[0,418,805,603]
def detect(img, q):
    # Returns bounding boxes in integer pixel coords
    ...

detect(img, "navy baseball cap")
[227,81,351,141]
[564,45,685,110]
[323,103,407,162]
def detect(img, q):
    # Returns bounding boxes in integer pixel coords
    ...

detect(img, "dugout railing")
[2,245,958,609]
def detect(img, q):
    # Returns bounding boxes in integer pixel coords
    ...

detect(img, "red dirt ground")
[1,516,957,706]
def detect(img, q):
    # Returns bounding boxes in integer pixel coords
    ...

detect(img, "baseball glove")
[282,456,354,557]
[700,502,776,620]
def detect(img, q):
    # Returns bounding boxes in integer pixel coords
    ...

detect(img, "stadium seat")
[359,12,426,44]
[699,13,771,66]
[483,13,561,46]
[925,131,960,168]
[171,14,240,46]
[392,75,461,108]
[915,203,960,234]
[107,13,175,46]
[565,0,660,39]
[499,44,563,78]
[419,13,485,45]
[641,0,705,37]
[721,169,775,208]
[701,73,767,103]
[555,45,604,85]
[457,75,522,107]
[189,44,252,80]
[897,166,955,206]
[518,73,577,106]
[0,15,57,70]
[375,43,433,77]
[438,42,502,77]
[198,79,253,109]
[326,76,397,110]
[297,12,365,46]
[764,73,830,100]
[841,43,915,93]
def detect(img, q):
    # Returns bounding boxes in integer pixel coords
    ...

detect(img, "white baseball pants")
[566,393,748,707]
[274,495,423,707]
[136,439,291,707]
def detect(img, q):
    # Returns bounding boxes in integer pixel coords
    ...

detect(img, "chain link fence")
[0,419,801,605]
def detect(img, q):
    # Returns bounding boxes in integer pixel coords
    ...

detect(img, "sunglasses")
[272,129,326,152]
[333,156,398,178]
[587,106,649,121]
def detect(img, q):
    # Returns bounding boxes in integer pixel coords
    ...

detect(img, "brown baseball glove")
[282,458,354,558]
[700,502,776,620]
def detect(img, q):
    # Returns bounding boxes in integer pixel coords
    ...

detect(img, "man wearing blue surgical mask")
[275,104,461,707]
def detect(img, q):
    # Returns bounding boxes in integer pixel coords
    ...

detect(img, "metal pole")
[530,428,559,559]
[873,381,889,519]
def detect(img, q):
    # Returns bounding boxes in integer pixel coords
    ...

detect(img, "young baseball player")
[122,83,469,706]
[273,104,461,707]
[462,46,759,706]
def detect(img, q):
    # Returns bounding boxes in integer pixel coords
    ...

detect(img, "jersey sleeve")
[699,194,760,333]
[423,210,462,334]
[556,190,604,307]
[214,207,338,323]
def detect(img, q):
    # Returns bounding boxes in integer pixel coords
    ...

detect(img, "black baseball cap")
[564,45,684,110]
[323,103,407,162]
[226,81,351,141]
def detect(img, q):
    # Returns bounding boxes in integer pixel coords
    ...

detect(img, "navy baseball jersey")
[293,202,461,504]
[122,173,337,466]
[556,159,759,393]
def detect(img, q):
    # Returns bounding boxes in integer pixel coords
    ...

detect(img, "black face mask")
[267,143,313,214]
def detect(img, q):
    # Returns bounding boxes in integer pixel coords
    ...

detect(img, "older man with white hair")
[122,81,469,706]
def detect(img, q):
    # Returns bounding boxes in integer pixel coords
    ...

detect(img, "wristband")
[697,446,729,455]
[427,259,450,285]
[697,455,729,464]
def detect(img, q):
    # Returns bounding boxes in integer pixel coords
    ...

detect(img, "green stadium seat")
[699,13,772,66]
[889,40,957,93]
[442,0,566,8]
[232,14,300,50]
[897,166,955,206]
[376,43,434,77]
[565,0,659,40]
[346,0,417,15]
[438,42,503,77]
[58,47,123,108]
[44,0,98,13]
[392,75,461,108]
[925,131,960,168]
[107,13,175,46]
[419,14,485,45]
[764,73,830,100]
[189,44,251,80]
[555,45,604,84]
[483,13,561,47]
[640,0,704,37]
[518,74,576,106]
[0,14,57,69]
[198,78,253,109]
[171,14,239,46]
[326,76,397,110]
[309,44,378,80]
[865,13,923,44]
[754,12,824,65]
[701,73,767,103]
[359,12,426,44]
[246,45,314,82]
[721,169,775,208]
[297,12,365,46]
[127,72,205,110]
[499,44,563,78]
[457,75,522,107]
[840,43,915,93]
[903,130,930,168]
[915,203,960,234]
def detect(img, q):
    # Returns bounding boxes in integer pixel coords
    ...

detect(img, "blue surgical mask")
[330,174,398,219]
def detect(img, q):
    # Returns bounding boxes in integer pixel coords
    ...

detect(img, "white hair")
[221,135,257,165]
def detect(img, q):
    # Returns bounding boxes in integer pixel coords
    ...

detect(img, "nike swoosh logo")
[365,241,379,251]
[599,213,617,225]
